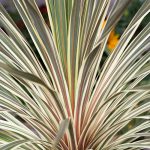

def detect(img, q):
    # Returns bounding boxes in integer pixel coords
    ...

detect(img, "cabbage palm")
[0,0,150,149]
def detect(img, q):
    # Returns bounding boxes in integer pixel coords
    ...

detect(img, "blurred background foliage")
[117,0,149,35]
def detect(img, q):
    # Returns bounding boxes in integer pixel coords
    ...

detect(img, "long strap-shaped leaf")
[46,0,68,79]
[0,4,50,83]
[13,0,72,118]
[67,0,82,114]
[0,62,76,149]
[0,125,71,150]
[0,62,68,121]
[85,0,150,125]
[74,37,108,142]
[0,140,32,150]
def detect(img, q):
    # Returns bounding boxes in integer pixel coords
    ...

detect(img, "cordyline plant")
[0,0,150,149]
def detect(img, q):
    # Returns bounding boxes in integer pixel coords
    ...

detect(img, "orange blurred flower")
[107,30,119,51]
[101,20,119,52]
